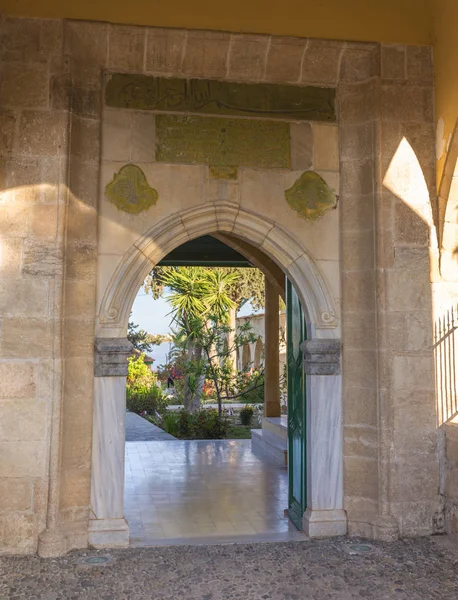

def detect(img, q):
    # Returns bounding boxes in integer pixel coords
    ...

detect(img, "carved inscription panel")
[155,115,291,168]
[106,74,336,122]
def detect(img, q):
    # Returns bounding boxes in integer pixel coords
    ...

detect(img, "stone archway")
[90,202,345,547]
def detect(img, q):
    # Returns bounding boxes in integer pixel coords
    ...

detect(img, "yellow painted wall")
[1,0,433,45]
[433,0,458,187]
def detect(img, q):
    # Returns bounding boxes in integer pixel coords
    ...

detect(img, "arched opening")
[242,342,251,369]
[90,204,345,548]
[254,338,264,368]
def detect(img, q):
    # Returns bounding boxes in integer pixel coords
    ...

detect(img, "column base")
[38,527,67,558]
[303,508,347,538]
[88,518,130,548]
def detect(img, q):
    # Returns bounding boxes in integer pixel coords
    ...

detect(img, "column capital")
[302,339,341,375]
[94,337,132,377]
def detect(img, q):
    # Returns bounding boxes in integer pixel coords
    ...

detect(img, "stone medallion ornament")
[105,164,158,214]
[285,171,337,221]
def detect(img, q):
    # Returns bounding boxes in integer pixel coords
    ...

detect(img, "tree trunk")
[183,340,194,412]
[227,306,237,372]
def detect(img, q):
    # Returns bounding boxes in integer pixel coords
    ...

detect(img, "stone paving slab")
[125,411,176,441]
[1,537,458,599]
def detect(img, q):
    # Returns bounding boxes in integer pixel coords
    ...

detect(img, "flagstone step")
[251,428,288,465]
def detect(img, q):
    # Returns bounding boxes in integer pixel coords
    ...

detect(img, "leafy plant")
[126,384,168,416]
[163,412,180,437]
[239,405,254,426]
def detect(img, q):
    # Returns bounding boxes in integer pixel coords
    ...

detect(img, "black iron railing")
[434,304,458,424]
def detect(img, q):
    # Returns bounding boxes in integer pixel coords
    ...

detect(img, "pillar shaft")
[89,338,132,548]
[264,279,281,417]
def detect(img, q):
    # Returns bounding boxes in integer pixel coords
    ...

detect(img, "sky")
[131,288,261,366]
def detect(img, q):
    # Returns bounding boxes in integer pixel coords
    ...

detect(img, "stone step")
[263,416,288,441]
[251,429,287,465]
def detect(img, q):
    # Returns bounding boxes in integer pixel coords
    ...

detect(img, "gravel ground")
[1,537,458,600]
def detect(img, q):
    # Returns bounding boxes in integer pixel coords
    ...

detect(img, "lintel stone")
[302,339,341,375]
[94,338,132,377]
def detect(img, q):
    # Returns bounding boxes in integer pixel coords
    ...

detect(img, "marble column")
[89,337,132,548]
[302,339,347,537]
[264,279,281,417]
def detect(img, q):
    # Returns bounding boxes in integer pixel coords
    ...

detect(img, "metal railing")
[434,304,458,424]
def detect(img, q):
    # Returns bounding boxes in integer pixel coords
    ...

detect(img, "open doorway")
[123,235,305,545]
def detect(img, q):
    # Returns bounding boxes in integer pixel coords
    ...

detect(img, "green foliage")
[127,353,155,390]
[126,384,168,416]
[163,412,180,437]
[237,369,265,404]
[128,317,169,353]
[144,266,266,311]
[126,353,168,415]
[239,405,254,426]
[161,408,229,439]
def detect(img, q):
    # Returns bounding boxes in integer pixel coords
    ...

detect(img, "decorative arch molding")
[97,201,339,337]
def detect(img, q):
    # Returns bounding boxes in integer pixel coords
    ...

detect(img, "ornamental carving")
[285,171,337,221]
[105,164,158,214]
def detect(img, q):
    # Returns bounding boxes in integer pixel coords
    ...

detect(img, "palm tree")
[161,267,239,412]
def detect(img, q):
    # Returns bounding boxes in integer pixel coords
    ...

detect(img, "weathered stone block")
[65,20,107,66]
[381,85,433,123]
[228,34,269,81]
[341,229,374,271]
[102,109,130,163]
[0,441,45,477]
[0,479,32,511]
[265,37,305,83]
[131,112,156,163]
[63,318,95,359]
[59,469,91,509]
[344,426,378,459]
[145,28,186,73]
[381,45,406,80]
[340,158,374,196]
[339,80,379,125]
[340,44,380,83]
[94,337,132,377]
[70,115,100,162]
[108,24,145,72]
[0,513,35,553]
[0,399,47,441]
[0,278,49,318]
[406,46,433,83]
[182,31,230,78]
[0,238,22,275]
[0,109,17,156]
[22,241,63,277]
[65,241,97,280]
[0,318,54,359]
[302,339,341,375]
[313,123,339,171]
[343,385,378,428]
[290,122,313,170]
[340,122,375,163]
[66,197,97,244]
[343,456,379,499]
[0,17,62,65]
[394,199,430,244]
[0,63,49,109]
[301,40,343,85]
[341,270,376,313]
[16,111,68,157]
[0,362,35,398]
[342,348,377,388]
[340,192,374,233]
[392,355,435,392]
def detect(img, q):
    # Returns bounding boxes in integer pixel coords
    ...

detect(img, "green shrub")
[239,405,254,426]
[163,412,180,437]
[126,384,168,416]
[178,410,194,438]
[193,408,229,439]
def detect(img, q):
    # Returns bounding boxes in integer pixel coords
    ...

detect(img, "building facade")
[0,4,457,555]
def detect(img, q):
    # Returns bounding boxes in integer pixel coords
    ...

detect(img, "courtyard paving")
[125,438,304,545]
[1,536,458,599]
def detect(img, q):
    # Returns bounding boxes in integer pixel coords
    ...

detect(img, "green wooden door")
[286,278,307,530]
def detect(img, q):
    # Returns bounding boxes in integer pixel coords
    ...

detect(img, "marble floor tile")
[125,439,306,546]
